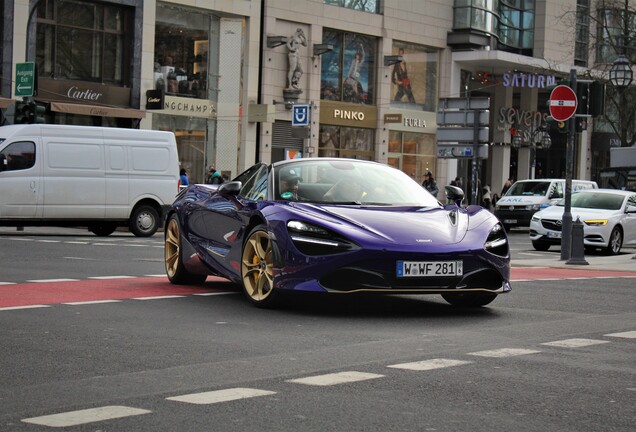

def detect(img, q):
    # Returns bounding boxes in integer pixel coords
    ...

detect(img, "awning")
[0,97,15,109]
[50,102,146,119]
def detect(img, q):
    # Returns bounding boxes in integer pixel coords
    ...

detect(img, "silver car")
[529,189,636,254]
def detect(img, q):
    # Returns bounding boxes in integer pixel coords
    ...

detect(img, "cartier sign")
[38,78,131,106]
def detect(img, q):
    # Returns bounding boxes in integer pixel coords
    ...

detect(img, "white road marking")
[166,388,276,404]
[26,279,79,283]
[132,295,186,300]
[65,242,90,245]
[604,331,636,339]
[146,274,167,277]
[287,371,384,386]
[0,282,16,285]
[22,405,151,427]
[387,358,472,371]
[0,305,50,311]
[88,276,136,280]
[38,240,60,243]
[468,348,541,358]
[63,300,122,305]
[541,338,610,348]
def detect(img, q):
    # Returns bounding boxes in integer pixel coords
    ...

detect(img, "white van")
[494,178,598,229]
[0,124,180,237]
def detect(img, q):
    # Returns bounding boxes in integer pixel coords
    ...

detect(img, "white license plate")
[396,261,463,278]
[547,231,562,239]
[504,219,517,224]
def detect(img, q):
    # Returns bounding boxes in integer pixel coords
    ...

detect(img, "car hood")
[297,204,474,245]
[535,206,617,220]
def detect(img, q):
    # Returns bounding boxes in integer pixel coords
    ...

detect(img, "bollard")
[567,217,588,265]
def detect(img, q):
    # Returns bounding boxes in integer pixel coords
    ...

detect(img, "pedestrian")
[482,185,492,210]
[450,176,463,191]
[206,165,224,184]
[501,177,513,196]
[179,168,189,189]
[422,171,439,198]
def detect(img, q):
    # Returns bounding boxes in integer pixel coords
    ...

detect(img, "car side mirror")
[626,205,636,214]
[218,181,241,196]
[445,185,464,207]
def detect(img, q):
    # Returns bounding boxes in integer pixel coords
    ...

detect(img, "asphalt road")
[0,227,634,431]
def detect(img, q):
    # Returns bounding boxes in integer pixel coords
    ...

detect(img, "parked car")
[529,189,636,254]
[164,158,511,308]
[495,178,598,230]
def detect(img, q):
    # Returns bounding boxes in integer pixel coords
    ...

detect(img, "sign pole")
[560,69,577,261]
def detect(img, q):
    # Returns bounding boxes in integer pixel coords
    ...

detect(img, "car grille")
[541,219,562,232]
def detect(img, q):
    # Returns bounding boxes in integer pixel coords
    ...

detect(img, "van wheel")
[129,205,159,237]
[89,223,117,237]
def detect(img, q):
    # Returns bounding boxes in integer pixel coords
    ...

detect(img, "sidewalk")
[512,249,636,272]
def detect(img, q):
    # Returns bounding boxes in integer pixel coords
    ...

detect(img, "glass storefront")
[318,125,375,160]
[387,131,436,182]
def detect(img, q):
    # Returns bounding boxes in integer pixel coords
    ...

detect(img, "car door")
[623,194,636,246]
[0,139,42,218]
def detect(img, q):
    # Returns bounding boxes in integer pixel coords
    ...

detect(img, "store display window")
[36,0,133,84]
[320,29,376,104]
[155,3,211,99]
[318,125,375,160]
[390,41,439,112]
[387,131,436,180]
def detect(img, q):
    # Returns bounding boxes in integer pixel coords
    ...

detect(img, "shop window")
[320,29,376,104]
[318,125,374,160]
[388,130,436,180]
[155,4,212,99]
[390,41,438,112]
[323,0,380,13]
[36,0,132,84]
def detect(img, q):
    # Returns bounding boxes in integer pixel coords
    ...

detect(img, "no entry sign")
[549,85,577,121]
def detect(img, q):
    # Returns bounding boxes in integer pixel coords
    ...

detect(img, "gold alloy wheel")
[241,229,274,302]
[165,217,180,279]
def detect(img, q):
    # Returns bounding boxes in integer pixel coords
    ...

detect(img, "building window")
[575,0,590,67]
[596,6,636,64]
[36,0,133,85]
[154,3,212,99]
[387,131,436,181]
[319,125,375,160]
[390,41,438,112]
[320,29,376,104]
[323,0,380,14]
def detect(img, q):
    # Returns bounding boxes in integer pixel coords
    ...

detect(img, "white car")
[529,189,636,254]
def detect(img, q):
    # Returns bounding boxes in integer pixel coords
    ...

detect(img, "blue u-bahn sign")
[292,104,310,127]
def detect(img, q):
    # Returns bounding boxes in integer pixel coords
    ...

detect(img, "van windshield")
[505,181,551,196]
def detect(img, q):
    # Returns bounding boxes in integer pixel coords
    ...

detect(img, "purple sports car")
[164,158,511,308]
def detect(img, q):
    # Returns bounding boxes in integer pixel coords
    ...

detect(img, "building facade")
[1,0,630,196]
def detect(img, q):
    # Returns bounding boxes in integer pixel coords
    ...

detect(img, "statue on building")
[286,28,307,90]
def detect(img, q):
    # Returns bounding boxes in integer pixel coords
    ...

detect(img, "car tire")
[164,215,207,285]
[604,227,623,255]
[129,205,160,237]
[532,240,551,251]
[89,223,117,237]
[441,292,497,307]
[241,224,279,308]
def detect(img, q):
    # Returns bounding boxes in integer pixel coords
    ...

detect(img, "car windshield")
[275,159,441,206]
[505,181,551,196]
[562,192,625,210]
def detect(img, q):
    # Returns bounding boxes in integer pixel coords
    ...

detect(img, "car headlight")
[484,223,508,257]
[583,219,608,226]
[531,214,541,222]
[525,204,541,211]
[287,220,359,255]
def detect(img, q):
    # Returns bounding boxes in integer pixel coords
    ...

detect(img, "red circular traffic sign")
[549,85,578,121]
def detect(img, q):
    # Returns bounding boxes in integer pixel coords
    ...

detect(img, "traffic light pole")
[560,69,577,261]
